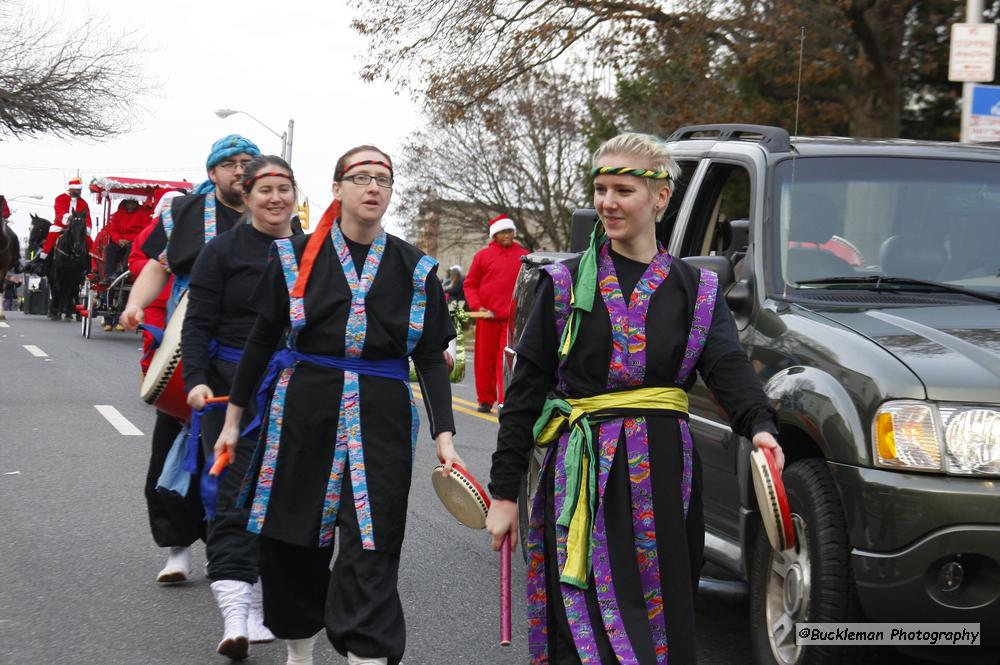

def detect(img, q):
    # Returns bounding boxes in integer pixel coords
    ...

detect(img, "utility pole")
[960,0,985,143]
[284,119,294,165]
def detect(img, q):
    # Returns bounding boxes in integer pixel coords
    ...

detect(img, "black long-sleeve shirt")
[182,223,299,391]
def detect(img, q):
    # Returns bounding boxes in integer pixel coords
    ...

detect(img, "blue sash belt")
[181,340,243,520]
[208,339,244,365]
[243,348,409,439]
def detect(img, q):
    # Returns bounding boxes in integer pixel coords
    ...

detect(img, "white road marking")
[23,344,47,357]
[0,321,9,327]
[94,405,144,436]
[4,471,20,475]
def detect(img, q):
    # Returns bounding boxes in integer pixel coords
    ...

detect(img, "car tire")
[749,458,858,665]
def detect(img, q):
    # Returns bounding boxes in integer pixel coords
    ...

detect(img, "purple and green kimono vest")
[526,240,719,664]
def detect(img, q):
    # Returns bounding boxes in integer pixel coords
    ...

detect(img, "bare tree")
[0,0,144,139]
[351,0,990,138]
[398,70,591,252]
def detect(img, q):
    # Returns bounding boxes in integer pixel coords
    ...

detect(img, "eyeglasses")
[343,174,393,188]
[216,159,253,171]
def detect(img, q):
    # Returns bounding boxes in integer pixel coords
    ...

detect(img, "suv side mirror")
[681,255,735,289]
[570,209,599,252]
[724,219,750,264]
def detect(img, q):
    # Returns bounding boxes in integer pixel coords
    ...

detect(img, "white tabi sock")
[347,652,388,665]
[286,635,317,665]
[156,546,191,585]
[210,579,251,660]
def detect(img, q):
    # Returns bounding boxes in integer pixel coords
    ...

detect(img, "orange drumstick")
[204,396,232,477]
[209,449,231,477]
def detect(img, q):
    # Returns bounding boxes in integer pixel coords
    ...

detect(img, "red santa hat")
[488,214,515,238]
[67,177,83,190]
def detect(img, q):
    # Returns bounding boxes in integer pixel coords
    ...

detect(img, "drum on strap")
[750,447,795,551]
[431,463,512,646]
[139,292,191,423]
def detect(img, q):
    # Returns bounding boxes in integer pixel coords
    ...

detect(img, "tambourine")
[431,463,511,646]
[432,463,490,528]
[750,447,795,551]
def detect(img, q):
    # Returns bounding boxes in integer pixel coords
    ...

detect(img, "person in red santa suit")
[39,176,93,261]
[463,214,529,412]
[103,196,152,284]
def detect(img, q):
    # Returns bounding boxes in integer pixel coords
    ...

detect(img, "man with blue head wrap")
[118,134,260,594]
[122,134,260,327]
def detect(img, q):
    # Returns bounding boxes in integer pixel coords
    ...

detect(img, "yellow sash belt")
[532,386,689,587]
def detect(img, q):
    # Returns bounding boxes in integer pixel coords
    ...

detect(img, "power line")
[0,164,203,174]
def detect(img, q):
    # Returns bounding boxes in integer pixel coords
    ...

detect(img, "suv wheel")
[749,459,853,665]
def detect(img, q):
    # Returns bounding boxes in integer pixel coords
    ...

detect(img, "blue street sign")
[970,84,1000,116]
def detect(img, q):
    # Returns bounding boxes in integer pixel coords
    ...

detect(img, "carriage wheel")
[80,279,97,339]
[80,280,93,338]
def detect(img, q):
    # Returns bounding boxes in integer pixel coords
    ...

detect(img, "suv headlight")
[874,401,1000,476]
[940,406,1000,475]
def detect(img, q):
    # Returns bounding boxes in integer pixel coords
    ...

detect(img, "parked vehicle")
[507,124,1000,664]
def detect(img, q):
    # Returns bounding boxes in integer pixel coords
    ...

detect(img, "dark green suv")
[508,125,1000,664]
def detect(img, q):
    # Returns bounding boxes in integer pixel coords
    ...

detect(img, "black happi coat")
[492,250,777,665]
[231,230,456,552]
[141,193,242,277]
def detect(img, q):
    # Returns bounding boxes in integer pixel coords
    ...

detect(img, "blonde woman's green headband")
[590,166,672,180]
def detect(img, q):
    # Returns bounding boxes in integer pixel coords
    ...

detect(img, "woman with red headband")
[216,145,461,665]
[181,154,303,660]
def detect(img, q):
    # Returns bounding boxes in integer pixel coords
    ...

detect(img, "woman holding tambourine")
[486,133,783,664]
[217,145,460,665]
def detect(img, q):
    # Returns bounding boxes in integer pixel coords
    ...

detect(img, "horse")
[0,218,21,320]
[47,211,89,321]
[27,214,51,260]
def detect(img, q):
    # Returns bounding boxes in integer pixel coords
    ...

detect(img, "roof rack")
[665,124,791,152]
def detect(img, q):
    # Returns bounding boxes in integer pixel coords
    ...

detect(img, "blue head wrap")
[193,134,261,195]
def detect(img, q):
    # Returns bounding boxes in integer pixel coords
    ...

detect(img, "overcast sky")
[1,0,422,239]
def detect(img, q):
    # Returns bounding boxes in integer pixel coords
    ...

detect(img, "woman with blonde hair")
[487,133,783,664]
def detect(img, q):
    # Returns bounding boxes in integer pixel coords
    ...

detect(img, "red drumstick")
[500,532,511,646]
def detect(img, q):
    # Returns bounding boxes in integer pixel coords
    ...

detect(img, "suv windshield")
[773,156,1000,296]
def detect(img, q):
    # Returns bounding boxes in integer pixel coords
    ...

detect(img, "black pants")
[200,409,259,583]
[144,410,205,548]
[259,478,405,665]
[103,242,129,281]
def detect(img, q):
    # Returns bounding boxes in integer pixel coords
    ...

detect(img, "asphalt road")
[0,310,948,664]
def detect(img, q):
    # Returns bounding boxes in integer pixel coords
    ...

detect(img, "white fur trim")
[489,217,515,237]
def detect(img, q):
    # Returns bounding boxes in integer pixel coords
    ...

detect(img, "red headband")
[244,170,295,191]
[340,159,393,179]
